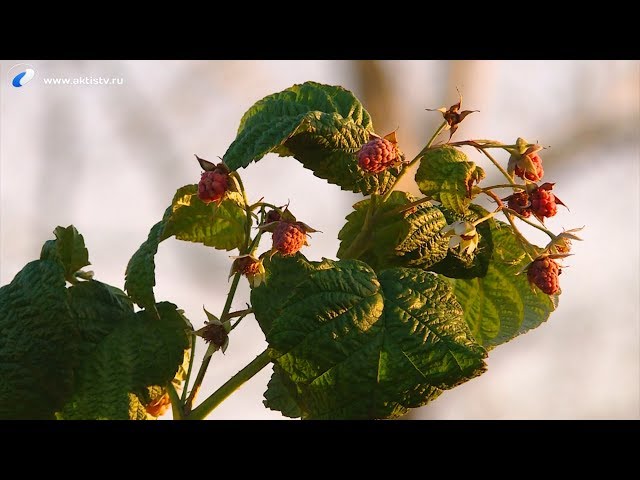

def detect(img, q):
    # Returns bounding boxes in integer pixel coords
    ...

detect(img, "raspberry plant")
[0,82,583,420]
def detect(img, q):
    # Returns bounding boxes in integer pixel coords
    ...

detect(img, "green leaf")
[251,254,316,333]
[337,192,449,271]
[263,365,302,419]
[0,260,79,419]
[58,302,191,420]
[68,280,134,356]
[125,186,248,309]
[254,256,486,419]
[162,185,247,251]
[124,219,166,310]
[282,114,400,195]
[429,204,495,279]
[223,81,395,195]
[40,225,90,282]
[449,221,558,349]
[415,146,485,214]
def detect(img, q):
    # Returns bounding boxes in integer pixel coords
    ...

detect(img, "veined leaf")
[223,81,397,195]
[429,204,495,279]
[415,146,485,214]
[58,302,191,420]
[337,192,449,271]
[125,185,248,309]
[449,221,558,349]
[40,225,90,283]
[254,255,486,419]
[162,185,247,251]
[0,260,78,419]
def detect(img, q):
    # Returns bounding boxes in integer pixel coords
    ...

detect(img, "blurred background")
[1,60,638,419]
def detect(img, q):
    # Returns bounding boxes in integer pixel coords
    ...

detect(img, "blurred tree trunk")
[352,60,397,134]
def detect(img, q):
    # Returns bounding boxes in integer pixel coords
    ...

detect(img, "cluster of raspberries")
[505,183,566,222]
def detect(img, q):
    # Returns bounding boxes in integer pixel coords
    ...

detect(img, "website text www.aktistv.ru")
[42,76,124,86]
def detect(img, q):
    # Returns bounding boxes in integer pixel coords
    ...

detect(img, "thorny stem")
[184,272,243,413]
[382,121,448,203]
[186,349,271,420]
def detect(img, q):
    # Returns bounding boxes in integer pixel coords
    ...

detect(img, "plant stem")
[482,189,537,259]
[381,121,448,203]
[481,184,526,191]
[380,196,433,219]
[166,382,183,420]
[185,272,243,413]
[186,349,271,420]
[222,308,253,321]
[232,173,253,254]
[229,315,247,332]
[506,209,557,240]
[248,229,263,256]
[472,211,499,227]
[482,189,505,209]
[180,333,197,404]
[448,140,519,150]
[478,148,516,186]
[504,213,536,261]
[249,201,280,212]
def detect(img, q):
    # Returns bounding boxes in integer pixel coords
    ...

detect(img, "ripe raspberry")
[527,257,561,295]
[515,153,544,181]
[357,137,398,174]
[272,222,306,256]
[530,186,558,220]
[198,169,229,204]
[507,191,531,218]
